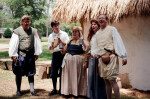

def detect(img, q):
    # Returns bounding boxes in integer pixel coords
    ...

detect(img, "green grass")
[0,45,52,61]
[0,37,48,43]
[0,51,9,58]
[38,45,52,61]
[0,38,10,44]
[120,94,136,99]
[41,37,48,42]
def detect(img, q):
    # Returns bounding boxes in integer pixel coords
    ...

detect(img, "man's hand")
[60,48,66,54]
[35,55,38,61]
[12,56,18,62]
[58,38,66,46]
[122,59,127,66]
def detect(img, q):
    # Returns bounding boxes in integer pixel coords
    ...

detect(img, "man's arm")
[48,34,55,50]
[59,32,69,46]
[9,33,19,62]
[34,32,42,61]
[112,27,127,66]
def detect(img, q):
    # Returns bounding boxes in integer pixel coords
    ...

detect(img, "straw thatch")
[52,0,150,23]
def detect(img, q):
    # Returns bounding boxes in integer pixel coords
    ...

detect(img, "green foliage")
[38,45,52,61]
[60,22,81,36]
[1,0,48,34]
[0,38,10,44]
[0,45,52,61]
[0,10,12,28]
[0,51,9,58]
[45,27,53,36]
[0,0,81,37]
[3,28,12,38]
[41,37,48,42]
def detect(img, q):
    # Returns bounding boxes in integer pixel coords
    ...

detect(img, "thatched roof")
[52,0,150,23]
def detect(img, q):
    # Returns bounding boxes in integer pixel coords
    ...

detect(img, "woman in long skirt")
[61,26,88,96]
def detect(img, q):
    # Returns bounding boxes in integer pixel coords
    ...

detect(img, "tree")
[60,22,81,36]
[0,0,74,37]
[45,0,56,37]
[3,28,12,38]
[1,0,48,35]
[0,1,12,28]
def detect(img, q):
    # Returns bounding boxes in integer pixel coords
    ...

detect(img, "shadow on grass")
[0,89,63,99]
[0,63,12,71]
[0,90,138,99]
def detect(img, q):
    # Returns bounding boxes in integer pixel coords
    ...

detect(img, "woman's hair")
[87,20,100,42]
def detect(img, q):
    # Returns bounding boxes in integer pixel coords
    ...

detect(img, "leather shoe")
[31,91,38,96]
[16,91,22,96]
[48,90,57,96]
[58,90,61,95]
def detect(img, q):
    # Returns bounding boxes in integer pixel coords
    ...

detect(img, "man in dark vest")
[9,15,42,96]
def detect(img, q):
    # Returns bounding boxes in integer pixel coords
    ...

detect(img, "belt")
[97,52,117,59]
[18,49,34,53]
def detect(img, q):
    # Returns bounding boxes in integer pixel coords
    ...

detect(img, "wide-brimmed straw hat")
[71,26,83,38]
[71,26,82,31]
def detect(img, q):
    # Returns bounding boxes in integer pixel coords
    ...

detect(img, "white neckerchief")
[52,30,61,38]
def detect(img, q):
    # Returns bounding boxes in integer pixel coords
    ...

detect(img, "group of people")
[9,14,127,99]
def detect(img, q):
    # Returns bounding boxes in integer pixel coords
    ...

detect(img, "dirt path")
[0,44,9,52]
[0,66,61,99]
[0,61,150,99]
[0,62,87,99]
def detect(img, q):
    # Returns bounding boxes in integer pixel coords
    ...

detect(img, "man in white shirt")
[48,21,69,95]
[95,14,127,99]
[9,15,42,96]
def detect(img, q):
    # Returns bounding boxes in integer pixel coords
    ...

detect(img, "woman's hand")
[82,40,86,49]
[83,61,88,69]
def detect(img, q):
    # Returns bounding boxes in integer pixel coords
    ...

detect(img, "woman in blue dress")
[61,26,88,97]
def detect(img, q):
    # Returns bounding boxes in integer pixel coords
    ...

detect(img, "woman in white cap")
[61,26,88,97]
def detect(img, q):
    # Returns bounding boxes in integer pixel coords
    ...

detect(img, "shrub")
[3,28,12,38]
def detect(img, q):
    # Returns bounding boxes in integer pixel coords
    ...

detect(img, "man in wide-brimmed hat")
[48,20,69,95]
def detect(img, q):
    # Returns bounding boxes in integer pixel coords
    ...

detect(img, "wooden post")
[4,62,9,70]
[0,59,12,70]
[80,18,85,39]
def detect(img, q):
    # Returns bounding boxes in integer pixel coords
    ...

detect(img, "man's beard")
[24,26,29,30]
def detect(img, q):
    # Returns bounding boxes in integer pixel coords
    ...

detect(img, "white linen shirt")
[48,30,69,52]
[90,34,98,57]
[9,33,42,57]
[93,27,127,60]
